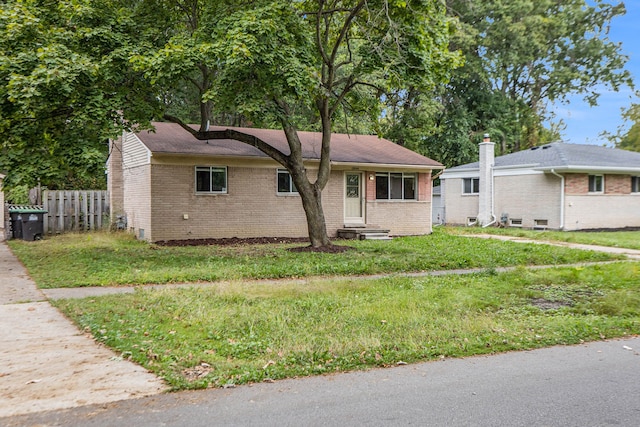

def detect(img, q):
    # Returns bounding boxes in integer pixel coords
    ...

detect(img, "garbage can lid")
[8,205,48,214]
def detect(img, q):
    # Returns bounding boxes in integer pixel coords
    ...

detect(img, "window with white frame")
[277,169,298,194]
[196,166,227,194]
[632,176,640,193]
[375,172,416,200]
[463,177,480,194]
[588,174,603,193]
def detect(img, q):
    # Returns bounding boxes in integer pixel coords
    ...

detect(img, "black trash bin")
[9,212,23,239]
[8,206,47,241]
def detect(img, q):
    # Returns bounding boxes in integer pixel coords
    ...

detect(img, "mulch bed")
[154,236,353,253]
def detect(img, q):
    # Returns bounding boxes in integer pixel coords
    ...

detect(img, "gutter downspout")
[550,169,565,230]
[482,163,497,228]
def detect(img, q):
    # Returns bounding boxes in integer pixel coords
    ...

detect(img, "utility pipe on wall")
[550,169,565,230]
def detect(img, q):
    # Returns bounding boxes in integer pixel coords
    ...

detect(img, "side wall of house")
[494,173,562,229]
[148,162,345,241]
[123,165,152,240]
[364,171,432,235]
[121,134,153,240]
[441,177,479,225]
[564,173,640,230]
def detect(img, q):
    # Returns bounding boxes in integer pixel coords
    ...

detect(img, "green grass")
[7,228,620,288]
[53,262,640,390]
[452,226,640,250]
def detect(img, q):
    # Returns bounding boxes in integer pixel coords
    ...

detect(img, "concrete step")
[360,233,392,240]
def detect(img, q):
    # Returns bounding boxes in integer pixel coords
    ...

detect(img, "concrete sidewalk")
[0,242,167,418]
[467,233,640,259]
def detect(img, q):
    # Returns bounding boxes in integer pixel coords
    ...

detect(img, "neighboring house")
[440,136,640,231]
[107,122,443,242]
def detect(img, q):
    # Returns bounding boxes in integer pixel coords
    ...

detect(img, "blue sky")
[549,1,638,145]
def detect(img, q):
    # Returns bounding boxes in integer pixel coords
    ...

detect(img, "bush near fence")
[43,190,110,234]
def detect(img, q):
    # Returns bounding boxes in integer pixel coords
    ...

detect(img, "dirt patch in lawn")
[155,237,354,253]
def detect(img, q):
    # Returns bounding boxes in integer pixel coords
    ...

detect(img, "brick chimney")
[477,133,495,226]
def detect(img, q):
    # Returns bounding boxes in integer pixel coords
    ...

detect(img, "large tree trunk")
[297,182,331,248]
[282,120,332,248]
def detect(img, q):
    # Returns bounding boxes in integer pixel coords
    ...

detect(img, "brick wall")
[366,201,431,235]
[605,174,630,194]
[565,173,588,195]
[494,173,562,229]
[148,163,345,241]
[442,177,480,225]
[123,164,152,240]
[565,194,640,230]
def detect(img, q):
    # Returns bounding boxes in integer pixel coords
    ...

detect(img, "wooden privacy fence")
[43,190,110,234]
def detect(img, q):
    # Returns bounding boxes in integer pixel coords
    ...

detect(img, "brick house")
[107,122,443,242]
[440,136,640,230]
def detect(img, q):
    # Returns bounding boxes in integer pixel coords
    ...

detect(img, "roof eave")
[331,161,443,171]
[536,165,640,174]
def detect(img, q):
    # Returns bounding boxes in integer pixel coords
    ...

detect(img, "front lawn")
[7,228,620,288]
[54,262,640,390]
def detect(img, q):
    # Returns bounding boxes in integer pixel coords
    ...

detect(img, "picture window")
[375,172,416,200]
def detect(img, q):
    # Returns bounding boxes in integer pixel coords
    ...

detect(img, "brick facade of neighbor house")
[444,172,563,229]
[109,123,442,242]
[565,173,589,195]
[494,173,562,229]
[604,174,631,195]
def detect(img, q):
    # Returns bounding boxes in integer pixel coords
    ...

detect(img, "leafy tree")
[136,0,460,247]
[400,0,632,168]
[607,103,640,152]
[0,0,158,200]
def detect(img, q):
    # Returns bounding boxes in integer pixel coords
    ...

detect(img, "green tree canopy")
[388,0,633,168]
[0,0,158,201]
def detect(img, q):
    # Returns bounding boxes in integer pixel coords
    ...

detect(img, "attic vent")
[542,145,551,149]
[531,147,540,151]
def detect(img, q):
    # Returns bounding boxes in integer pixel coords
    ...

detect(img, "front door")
[344,172,364,225]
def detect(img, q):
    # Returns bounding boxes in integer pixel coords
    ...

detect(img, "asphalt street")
[5,336,639,427]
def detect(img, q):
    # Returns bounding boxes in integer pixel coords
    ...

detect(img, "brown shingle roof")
[135,122,442,168]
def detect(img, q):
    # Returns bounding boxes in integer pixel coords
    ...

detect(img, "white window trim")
[375,172,417,201]
[588,174,604,194]
[462,177,480,195]
[195,166,228,195]
[276,169,298,195]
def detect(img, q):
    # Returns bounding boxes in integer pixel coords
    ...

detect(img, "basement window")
[510,218,523,227]
[534,219,548,229]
